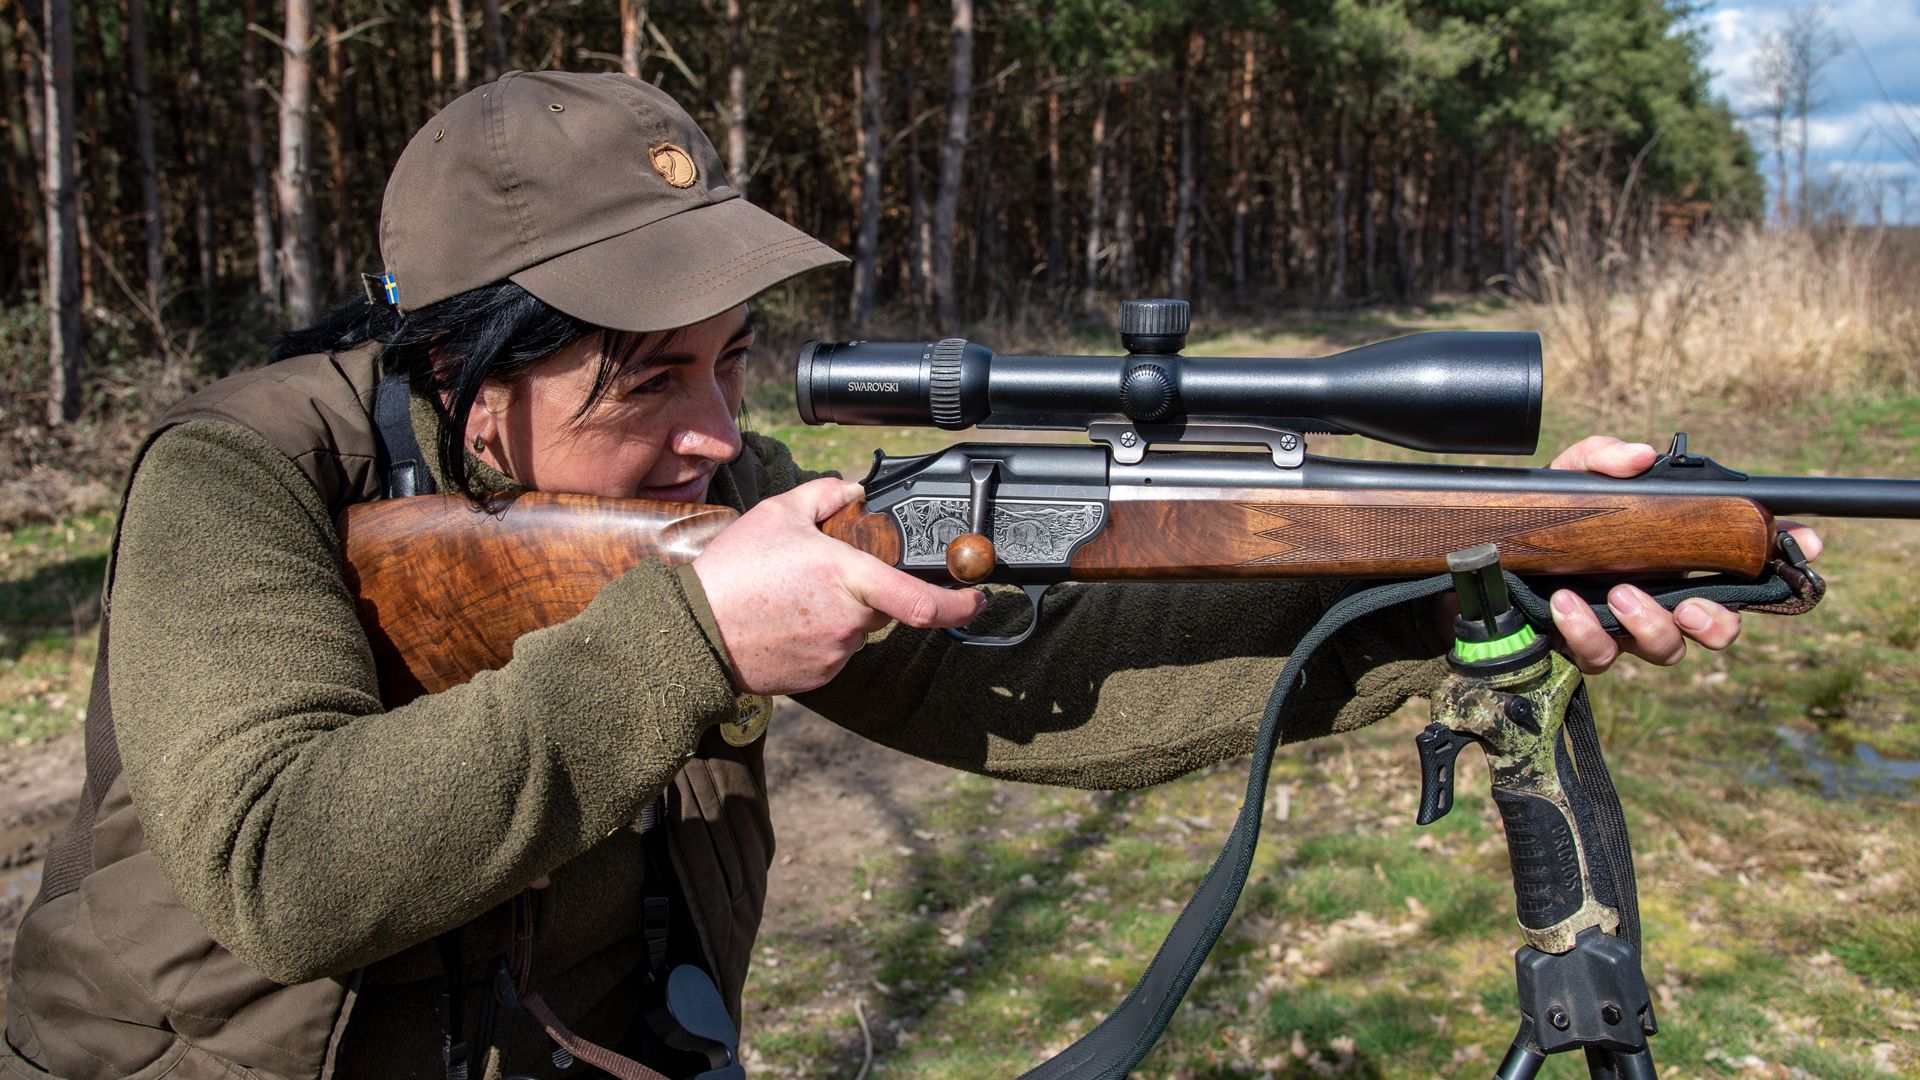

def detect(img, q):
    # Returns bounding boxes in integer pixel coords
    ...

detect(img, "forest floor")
[1,305,1916,1076]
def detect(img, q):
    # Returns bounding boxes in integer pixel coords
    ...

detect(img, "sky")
[1696,0,1920,224]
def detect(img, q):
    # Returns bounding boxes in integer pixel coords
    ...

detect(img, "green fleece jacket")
[108,411,1444,1079]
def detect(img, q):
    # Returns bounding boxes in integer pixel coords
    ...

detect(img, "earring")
[471,435,486,453]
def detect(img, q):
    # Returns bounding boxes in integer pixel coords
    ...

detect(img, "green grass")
[0,511,111,744]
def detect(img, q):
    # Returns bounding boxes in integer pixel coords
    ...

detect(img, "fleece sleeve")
[108,420,737,985]
[729,433,1450,788]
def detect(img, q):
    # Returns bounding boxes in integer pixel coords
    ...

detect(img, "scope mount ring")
[1088,419,1307,468]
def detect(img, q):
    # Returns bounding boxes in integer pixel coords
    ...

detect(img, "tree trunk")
[849,0,882,329]
[323,0,354,290]
[78,0,116,307]
[1500,127,1518,286]
[1390,131,1409,297]
[1329,102,1350,303]
[2,11,47,297]
[277,0,323,324]
[1361,123,1378,299]
[1081,78,1108,317]
[429,3,443,90]
[126,0,165,315]
[970,94,1000,319]
[241,0,278,300]
[1044,73,1064,303]
[186,0,213,318]
[619,0,641,77]
[1229,29,1253,302]
[446,0,468,93]
[724,0,747,193]
[1169,24,1198,300]
[901,0,929,322]
[478,0,503,80]
[1466,141,1482,285]
[1114,81,1134,301]
[43,0,82,424]
[930,0,971,330]
[1284,87,1314,295]
[1447,154,1463,287]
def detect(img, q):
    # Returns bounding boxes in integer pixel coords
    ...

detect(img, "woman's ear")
[463,381,511,454]
[477,379,514,418]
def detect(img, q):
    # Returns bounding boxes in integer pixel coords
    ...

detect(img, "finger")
[1779,519,1823,561]
[780,477,867,523]
[1550,436,1656,477]
[844,559,988,628]
[1609,584,1687,666]
[1548,435,1626,472]
[1672,598,1741,650]
[1551,589,1620,675]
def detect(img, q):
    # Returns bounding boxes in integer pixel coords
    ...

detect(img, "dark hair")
[272,282,649,496]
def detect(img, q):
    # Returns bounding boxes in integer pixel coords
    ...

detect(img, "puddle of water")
[1764,727,1920,798]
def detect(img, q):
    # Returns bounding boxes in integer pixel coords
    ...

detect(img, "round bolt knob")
[1121,363,1177,423]
[1547,1006,1571,1031]
[946,533,996,583]
[1119,298,1191,337]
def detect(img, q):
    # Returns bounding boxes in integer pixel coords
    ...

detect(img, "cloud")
[1700,0,1920,220]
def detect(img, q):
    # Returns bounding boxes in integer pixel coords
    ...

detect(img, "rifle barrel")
[1291,458,1920,520]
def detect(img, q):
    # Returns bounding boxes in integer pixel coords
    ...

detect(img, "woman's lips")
[638,474,712,502]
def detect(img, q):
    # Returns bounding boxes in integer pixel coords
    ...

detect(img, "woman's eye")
[629,371,671,396]
[721,348,751,374]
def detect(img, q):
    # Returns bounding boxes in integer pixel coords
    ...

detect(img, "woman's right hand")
[691,478,986,695]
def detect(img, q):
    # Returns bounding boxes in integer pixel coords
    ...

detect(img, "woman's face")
[466,305,754,501]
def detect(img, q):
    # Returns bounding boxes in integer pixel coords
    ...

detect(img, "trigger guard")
[944,584,1050,647]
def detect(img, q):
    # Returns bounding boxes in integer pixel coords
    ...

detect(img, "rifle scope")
[796,300,1544,456]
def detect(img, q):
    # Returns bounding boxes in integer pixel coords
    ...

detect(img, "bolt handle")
[946,533,995,583]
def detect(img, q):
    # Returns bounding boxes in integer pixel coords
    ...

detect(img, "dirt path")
[0,730,84,1013]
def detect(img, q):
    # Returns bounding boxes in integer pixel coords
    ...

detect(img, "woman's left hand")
[1543,436,1824,675]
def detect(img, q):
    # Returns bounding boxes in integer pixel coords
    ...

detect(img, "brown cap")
[379,70,847,331]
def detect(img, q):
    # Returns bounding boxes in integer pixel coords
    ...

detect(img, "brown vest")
[4,348,775,1080]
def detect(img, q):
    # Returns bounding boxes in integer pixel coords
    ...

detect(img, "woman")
[3,72,1809,1080]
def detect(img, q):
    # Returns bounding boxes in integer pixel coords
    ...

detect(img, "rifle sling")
[1021,564,1816,1079]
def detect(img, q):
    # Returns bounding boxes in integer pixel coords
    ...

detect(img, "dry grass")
[1521,222,1920,409]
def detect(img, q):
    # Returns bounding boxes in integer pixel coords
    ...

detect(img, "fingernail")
[1551,591,1578,616]
[1676,603,1710,631]
[1610,587,1641,616]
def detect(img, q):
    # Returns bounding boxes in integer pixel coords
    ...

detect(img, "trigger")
[944,584,1050,647]
[1414,723,1475,826]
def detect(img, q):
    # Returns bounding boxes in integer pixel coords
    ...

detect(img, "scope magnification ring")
[929,338,969,428]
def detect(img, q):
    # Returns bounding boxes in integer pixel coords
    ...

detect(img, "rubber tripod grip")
[1488,740,1595,936]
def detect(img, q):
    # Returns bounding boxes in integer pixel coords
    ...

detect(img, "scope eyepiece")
[795,312,1543,458]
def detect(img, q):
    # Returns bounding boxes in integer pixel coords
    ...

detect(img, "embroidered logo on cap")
[649,143,698,188]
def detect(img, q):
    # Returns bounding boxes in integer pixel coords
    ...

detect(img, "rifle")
[338,300,1920,1078]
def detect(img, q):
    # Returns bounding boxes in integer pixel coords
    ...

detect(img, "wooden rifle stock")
[338,493,736,704]
[817,486,1775,580]
[340,484,1775,701]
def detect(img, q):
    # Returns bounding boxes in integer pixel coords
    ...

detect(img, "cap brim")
[508,197,849,333]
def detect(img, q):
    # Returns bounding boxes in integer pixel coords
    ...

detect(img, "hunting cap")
[379,70,847,331]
